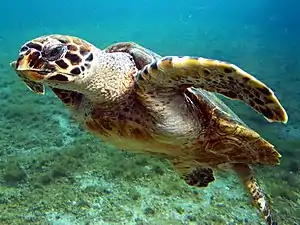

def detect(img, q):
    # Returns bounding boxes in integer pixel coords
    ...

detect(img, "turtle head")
[11,34,137,106]
[11,34,97,94]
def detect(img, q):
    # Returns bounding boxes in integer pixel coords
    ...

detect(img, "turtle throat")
[76,51,137,109]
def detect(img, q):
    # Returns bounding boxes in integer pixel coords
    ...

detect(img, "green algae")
[3,160,27,185]
[0,87,299,224]
[0,127,298,224]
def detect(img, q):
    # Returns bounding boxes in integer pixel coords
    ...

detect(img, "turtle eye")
[43,44,66,61]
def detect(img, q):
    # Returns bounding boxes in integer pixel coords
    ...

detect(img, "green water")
[0,0,299,224]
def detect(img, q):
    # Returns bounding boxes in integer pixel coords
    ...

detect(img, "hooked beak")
[11,48,76,95]
[10,54,46,95]
[11,52,49,82]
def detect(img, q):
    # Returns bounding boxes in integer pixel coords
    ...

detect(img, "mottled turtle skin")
[11,35,288,225]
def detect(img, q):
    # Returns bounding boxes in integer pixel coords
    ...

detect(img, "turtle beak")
[10,53,46,95]
[12,51,47,82]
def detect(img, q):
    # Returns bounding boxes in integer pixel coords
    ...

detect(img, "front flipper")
[136,56,288,123]
[104,42,160,70]
[233,163,277,225]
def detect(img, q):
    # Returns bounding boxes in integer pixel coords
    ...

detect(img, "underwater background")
[0,0,299,224]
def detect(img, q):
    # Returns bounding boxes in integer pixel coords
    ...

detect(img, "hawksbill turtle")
[10,34,288,225]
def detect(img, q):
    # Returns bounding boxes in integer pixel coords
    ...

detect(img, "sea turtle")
[10,34,288,225]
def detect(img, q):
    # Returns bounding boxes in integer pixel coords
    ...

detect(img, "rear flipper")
[172,159,215,188]
[233,163,277,225]
[182,167,215,187]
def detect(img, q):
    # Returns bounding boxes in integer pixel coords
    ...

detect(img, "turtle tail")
[232,163,277,225]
